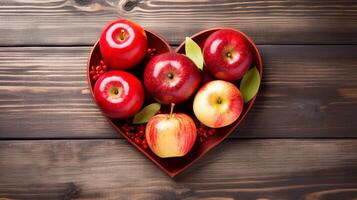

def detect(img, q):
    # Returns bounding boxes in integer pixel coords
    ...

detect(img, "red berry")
[99,70,104,75]
[142,139,148,149]
[135,138,142,145]
[139,125,145,131]
[208,129,214,136]
[199,137,204,143]
[96,65,102,71]
[103,65,108,71]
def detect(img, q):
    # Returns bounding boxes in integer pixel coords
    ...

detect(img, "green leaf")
[240,67,261,103]
[132,103,161,124]
[185,37,204,70]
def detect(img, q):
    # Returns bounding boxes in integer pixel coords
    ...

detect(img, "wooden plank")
[0,45,356,139]
[0,0,357,46]
[0,139,357,199]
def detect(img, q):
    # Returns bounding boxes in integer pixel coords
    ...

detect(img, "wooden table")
[0,0,357,199]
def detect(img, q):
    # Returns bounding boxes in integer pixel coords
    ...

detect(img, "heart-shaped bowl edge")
[86,28,262,177]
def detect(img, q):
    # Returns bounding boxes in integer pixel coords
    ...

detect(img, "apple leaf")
[185,37,204,70]
[132,103,161,124]
[240,67,261,103]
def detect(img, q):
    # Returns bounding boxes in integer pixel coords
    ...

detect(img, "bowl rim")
[86,27,263,177]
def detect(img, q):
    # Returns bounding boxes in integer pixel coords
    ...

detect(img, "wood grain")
[0,139,356,199]
[0,45,356,139]
[0,0,357,46]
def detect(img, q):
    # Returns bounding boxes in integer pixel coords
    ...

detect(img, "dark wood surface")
[0,0,357,199]
[0,0,357,46]
[1,139,357,199]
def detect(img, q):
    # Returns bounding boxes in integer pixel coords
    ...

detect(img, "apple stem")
[119,30,126,41]
[170,103,175,117]
[226,52,232,58]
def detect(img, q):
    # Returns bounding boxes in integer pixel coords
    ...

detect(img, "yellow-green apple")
[144,52,201,104]
[94,70,144,118]
[146,105,197,158]
[203,29,252,81]
[193,80,243,128]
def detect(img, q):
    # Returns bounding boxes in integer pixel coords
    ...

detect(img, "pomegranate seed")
[135,138,142,145]
[139,125,145,131]
[142,139,148,148]
[91,66,95,71]
[100,60,104,65]
[208,129,214,135]
[96,65,102,71]
[99,70,104,74]
[102,65,108,71]
[93,75,98,80]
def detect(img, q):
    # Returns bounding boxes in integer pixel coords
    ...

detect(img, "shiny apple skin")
[146,113,197,158]
[94,70,145,119]
[193,80,243,128]
[99,19,147,70]
[144,52,202,104]
[203,29,253,81]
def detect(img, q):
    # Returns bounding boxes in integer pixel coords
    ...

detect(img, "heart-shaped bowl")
[87,28,262,177]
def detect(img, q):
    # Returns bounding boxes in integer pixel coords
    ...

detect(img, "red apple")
[203,29,253,81]
[94,70,144,118]
[99,19,147,70]
[193,80,243,128]
[146,109,197,158]
[144,52,201,104]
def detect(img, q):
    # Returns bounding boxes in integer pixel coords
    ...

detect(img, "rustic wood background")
[0,0,357,199]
